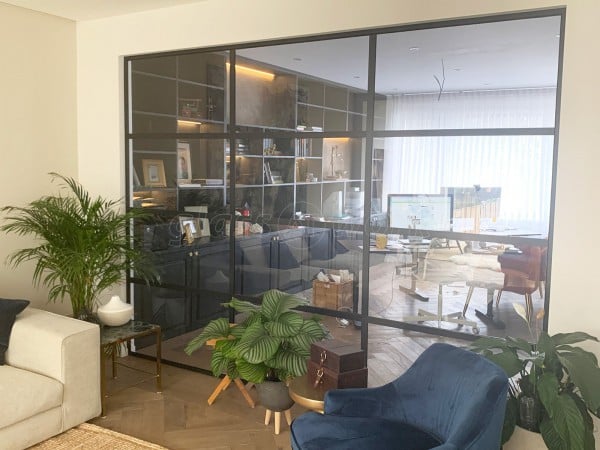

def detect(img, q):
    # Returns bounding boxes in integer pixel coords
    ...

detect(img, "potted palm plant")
[470,304,600,450]
[185,289,328,409]
[0,173,156,320]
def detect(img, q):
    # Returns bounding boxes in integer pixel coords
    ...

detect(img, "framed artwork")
[142,159,166,187]
[177,142,192,184]
[179,216,200,242]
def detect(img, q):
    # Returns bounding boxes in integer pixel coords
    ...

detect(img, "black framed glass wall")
[125,9,563,373]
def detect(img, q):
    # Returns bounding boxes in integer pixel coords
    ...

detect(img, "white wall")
[76,0,600,337]
[0,4,77,314]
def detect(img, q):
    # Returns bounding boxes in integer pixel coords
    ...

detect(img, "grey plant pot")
[256,380,294,411]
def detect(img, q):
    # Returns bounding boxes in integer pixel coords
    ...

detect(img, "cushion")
[0,299,29,365]
[291,413,443,450]
[0,365,63,428]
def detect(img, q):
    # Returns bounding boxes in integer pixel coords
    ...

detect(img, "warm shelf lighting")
[226,62,275,81]
[324,137,350,143]
[177,120,202,126]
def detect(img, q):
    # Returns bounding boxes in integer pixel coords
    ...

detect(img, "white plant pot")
[97,295,133,326]
[503,426,546,449]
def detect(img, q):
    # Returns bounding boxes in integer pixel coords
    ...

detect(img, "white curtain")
[382,88,556,233]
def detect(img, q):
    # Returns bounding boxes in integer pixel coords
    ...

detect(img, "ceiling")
[240,16,562,94]
[2,2,561,93]
[0,0,207,21]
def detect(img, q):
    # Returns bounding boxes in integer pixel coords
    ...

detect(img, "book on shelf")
[263,162,273,184]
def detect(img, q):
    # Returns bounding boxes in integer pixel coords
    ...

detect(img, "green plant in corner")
[184,289,328,384]
[0,172,157,319]
[470,304,600,450]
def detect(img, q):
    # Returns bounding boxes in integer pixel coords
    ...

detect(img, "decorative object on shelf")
[177,142,192,184]
[0,173,157,320]
[142,159,167,187]
[179,216,200,241]
[325,145,343,180]
[471,305,600,449]
[97,295,133,327]
[249,223,263,234]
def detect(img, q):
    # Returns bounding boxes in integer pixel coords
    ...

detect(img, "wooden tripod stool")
[205,336,255,408]
[264,408,292,435]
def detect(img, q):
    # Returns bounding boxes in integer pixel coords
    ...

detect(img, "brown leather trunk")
[310,339,365,373]
[307,360,368,390]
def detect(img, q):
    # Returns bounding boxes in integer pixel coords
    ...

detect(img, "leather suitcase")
[307,359,368,390]
[310,339,365,373]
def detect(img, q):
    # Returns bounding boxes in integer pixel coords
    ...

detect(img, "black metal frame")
[124,7,566,363]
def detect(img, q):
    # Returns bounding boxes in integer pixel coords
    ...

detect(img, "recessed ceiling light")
[453,68,461,72]
[555,34,560,38]
[353,75,360,79]
[293,57,302,61]
[408,46,420,52]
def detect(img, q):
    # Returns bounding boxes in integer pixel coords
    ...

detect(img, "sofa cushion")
[0,365,63,429]
[0,299,29,365]
[291,413,443,450]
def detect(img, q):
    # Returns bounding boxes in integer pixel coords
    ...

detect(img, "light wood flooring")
[93,330,460,450]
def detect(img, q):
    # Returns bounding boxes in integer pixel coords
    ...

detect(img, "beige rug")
[29,422,168,449]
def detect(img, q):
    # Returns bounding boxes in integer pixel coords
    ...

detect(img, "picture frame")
[177,142,192,184]
[142,159,166,187]
[198,218,210,237]
[179,216,201,240]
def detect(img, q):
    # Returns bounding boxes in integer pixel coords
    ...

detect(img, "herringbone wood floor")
[92,329,461,450]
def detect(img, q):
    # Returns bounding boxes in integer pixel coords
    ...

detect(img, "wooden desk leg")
[284,409,292,425]
[155,328,162,393]
[100,347,106,417]
[233,378,256,408]
[207,376,232,405]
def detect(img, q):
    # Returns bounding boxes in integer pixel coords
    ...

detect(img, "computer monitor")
[387,194,453,231]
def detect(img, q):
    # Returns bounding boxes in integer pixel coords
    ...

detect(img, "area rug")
[29,422,168,449]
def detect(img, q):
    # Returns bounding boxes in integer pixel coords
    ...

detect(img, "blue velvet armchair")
[290,343,508,450]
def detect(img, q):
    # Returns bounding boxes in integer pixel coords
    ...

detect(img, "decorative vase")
[97,295,133,326]
[255,380,294,412]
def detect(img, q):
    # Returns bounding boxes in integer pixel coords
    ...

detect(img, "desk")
[100,321,162,416]
[288,374,326,414]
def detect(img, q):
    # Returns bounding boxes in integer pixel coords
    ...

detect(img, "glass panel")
[371,135,554,237]
[375,16,561,130]
[129,52,228,134]
[368,237,546,340]
[131,138,227,215]
[367,324,463,386]
[237,36,369,132]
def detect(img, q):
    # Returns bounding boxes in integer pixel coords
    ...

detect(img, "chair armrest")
[7,308,101,427]
[324,384,394,416]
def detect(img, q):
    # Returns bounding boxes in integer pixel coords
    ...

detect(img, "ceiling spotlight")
[555,34,560,38]
[293,57,302,61]
[353,75,360,79]
[408,46,420,52]
[453,68,461,72]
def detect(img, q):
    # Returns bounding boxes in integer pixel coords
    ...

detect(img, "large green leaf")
[237,322,281,364]
[260,290,307,321]
[223,297,260,313]
[237,359,268,384]
[557,351,600,413]
[537,372,560,418]
[541,393,586,450]
[552,332,599,345]
[287,320,327,352]
[470,336,513,351]
[481,349,523,377]
[264,312,303,337]
[185,317,232,354]
[210,349,229,377]
[506,336,535,353]
[569,392,596,450]
[556,345,598,366]
[267,347,309,377]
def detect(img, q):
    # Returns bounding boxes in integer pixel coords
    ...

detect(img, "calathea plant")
[185,289,328,383]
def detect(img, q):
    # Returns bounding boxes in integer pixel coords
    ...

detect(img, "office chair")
[496,245,547,322]
[290,343,508,450]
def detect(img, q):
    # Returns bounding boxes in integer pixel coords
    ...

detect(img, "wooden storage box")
[307,360,368,390]
[312,279,353,310]
[310,340,365,373]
